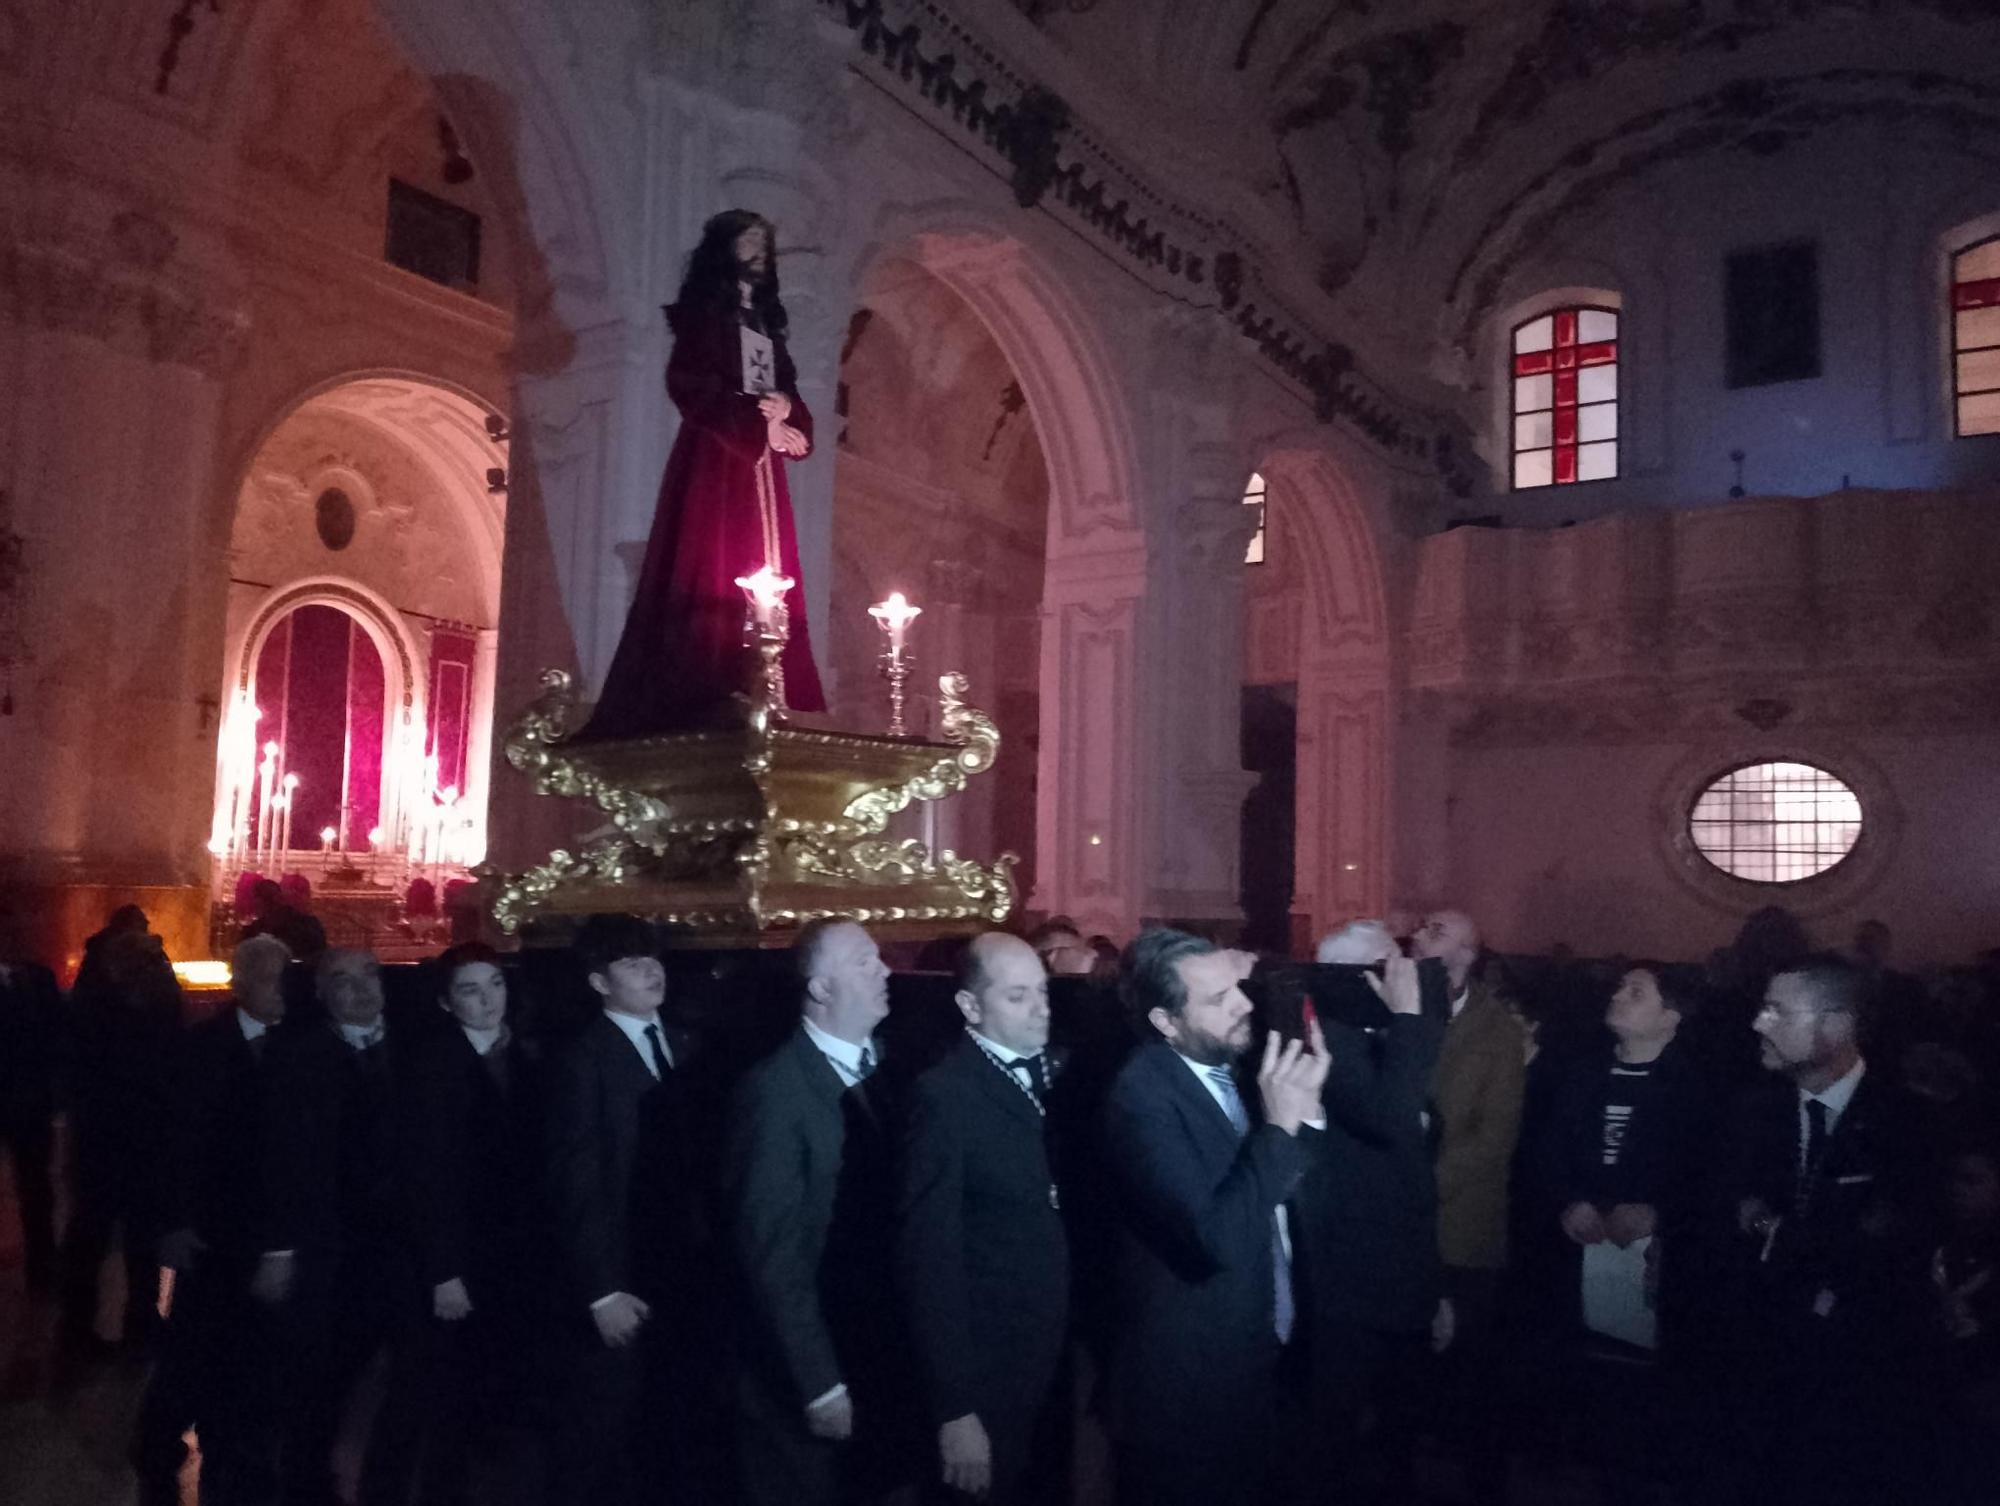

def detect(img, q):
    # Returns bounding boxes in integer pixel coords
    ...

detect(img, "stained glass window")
[1512,306,1618,489]
[1688,761,1862,884]
[1952,237,2000,437]
[1243,471,1267,564]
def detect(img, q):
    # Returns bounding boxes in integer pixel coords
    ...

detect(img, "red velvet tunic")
[584,304,827,737]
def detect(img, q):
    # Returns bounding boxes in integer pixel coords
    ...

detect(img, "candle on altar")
[868,591,922,657]
[281,774,300,856]
[319,826,336,853]
[255,741,279,866]
[734,565,795,630]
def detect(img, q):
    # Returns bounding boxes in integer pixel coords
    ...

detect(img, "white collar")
[461,1022,504,1056]
[236,1007,270,1041]
[1803,1058,1866,1120]
[966,1026,1033,1064]
[603,1007,671,1070]
[338,1018,386,1050]
[802,1016,870,1077]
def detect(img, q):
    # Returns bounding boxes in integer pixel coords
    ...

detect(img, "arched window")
[1243,470,1268,564]
[1512,306,1618,489]
[1951,236,2000,437]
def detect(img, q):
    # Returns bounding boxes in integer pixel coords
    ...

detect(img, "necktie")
[1008,1054,1045,1100]
[1798,1097,1829,1204]
[855,1045,876,1082]
[1204,1064,1293,1341]
[644,1023,671,1081]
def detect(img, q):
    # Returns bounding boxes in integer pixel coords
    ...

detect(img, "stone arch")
[840,203,1152,932]
[1251,437,1396,942]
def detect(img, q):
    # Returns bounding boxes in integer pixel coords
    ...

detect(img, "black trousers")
[134,1253,289,1506]
[284,1243,408,1506]
[59,1138,161,1341]
[1294,1322,1429,1506]
[0,1110,56,1289]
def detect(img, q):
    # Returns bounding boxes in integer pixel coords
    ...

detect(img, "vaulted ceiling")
[1022,1,2000,344]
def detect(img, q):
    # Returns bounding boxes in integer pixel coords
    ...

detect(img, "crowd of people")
[0,899,1994,1506]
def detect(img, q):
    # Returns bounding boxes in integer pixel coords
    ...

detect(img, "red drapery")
[252,604,386,850]
[426,624,477,798]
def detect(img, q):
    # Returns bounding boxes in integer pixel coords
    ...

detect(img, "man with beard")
[1101,929,1328,1506]
[1723,955,1930,1506]
[898,932,1071,1503]
[585,209,825,736]
[724,918,907,1504]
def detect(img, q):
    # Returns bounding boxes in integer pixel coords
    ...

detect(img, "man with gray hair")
[1315,918,1396,966]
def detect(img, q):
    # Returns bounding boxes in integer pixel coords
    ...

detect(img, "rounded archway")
[212,376,506,903]
[829,218,1150,930]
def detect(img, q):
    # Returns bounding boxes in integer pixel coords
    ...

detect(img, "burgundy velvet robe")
[584,303,827,738]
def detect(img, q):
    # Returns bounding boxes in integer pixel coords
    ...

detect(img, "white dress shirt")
[1173,1050,1317,1260]
[338,1018,386,1050]
[462,1023,503,1055]
[236,1008,270,1043]
[1798,1059,1866,1164]
[602,1007,673,1077]
[802,1016,873,1086]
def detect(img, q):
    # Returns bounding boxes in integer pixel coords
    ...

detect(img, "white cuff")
[807,1382,848,1410]
[589,1290,627,1313]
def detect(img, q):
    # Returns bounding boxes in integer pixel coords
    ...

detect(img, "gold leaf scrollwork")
[843,672,1003,830]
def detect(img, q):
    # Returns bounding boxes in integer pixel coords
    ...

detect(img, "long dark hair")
[669,208,787,339]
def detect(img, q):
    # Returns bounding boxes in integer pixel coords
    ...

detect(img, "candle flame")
[868,591,923,632]
[734,565,795,611]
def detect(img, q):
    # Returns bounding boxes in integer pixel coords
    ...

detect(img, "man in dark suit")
[132,934,292,1506]
[897,932,1070,1503]
[0,910,63,1296]
[1285,934,1443,1506]
[1723,955,1931,1506]
[1100,928,1328,1506]
[263,947,411,1506]
[723,917,907,1504]
[545,914,714,1506]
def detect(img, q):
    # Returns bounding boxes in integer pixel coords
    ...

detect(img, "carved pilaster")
[0,231,248,376]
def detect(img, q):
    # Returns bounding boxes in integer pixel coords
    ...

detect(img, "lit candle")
[868,591,922,657]
[256,741,279,866]
[734,565,796,630]
[281,774,300,856]
[319,826,336,853]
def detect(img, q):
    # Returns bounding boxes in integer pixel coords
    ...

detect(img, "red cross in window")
[1514,310,1617,484]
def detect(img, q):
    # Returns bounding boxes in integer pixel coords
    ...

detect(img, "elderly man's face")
[320,950,385,1028]
[234,949,288,1025]
[1412,911,1477,970]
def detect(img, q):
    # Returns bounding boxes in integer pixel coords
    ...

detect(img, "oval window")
[1687,761,1862,884]
[315,487,357,551]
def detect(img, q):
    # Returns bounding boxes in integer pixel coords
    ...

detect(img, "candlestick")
[320,826,336,853]
[735,566,795,714]
[869,592,923,736]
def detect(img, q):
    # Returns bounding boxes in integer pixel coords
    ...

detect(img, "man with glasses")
[1723,955,1929,1506]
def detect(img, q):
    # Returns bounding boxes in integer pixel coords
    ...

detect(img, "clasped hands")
[759,392,807,457]
[1561,1200,1658,1247]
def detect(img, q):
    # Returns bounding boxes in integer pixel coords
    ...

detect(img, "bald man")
[897,933,1071,1503]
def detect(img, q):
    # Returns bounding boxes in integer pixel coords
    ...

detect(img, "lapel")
[591,1012,660,1105]
[960,1034,1044,1131]
[1151,1041,1242,1150]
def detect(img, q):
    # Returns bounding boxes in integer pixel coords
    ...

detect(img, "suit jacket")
[264,1019,411,1260]
[402,1025,545,1298]
[1433,980,1528,1270]
[1722,1064,1931,1353]
[163,1010,276,1255]
[722,1025,900,1412]
[544,1012,702,1312]
[896,1033,1070,1432]
[1294,1008,1446,1335]
[1100,1039,1313,1461]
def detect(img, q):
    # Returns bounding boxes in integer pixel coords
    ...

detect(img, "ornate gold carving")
[490,670,1018,940]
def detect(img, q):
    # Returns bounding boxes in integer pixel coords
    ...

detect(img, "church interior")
[3,2,1999,1504]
